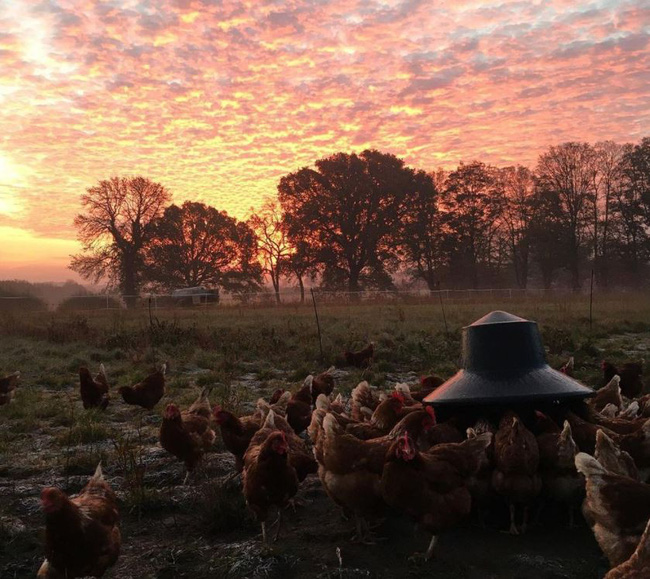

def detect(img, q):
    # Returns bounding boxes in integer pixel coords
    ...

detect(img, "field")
[1,293,649,578]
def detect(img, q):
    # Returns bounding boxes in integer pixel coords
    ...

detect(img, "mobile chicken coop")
[170,286,219,306]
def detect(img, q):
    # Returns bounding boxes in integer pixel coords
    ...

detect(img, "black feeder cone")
[424,311,594,408]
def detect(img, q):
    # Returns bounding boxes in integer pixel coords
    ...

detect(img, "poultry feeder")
[424,310,594,409]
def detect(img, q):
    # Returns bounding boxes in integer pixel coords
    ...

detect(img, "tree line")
[70,138,650,305]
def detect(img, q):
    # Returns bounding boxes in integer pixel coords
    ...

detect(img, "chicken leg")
[509,503,519,535]
[425,535,438,561]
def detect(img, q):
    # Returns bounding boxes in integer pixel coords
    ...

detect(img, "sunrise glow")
[0,0,648,280]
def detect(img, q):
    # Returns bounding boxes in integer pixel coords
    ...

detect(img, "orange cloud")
[1,0,648,280]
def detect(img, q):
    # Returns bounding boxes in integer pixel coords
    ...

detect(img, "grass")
[0,293,648,577]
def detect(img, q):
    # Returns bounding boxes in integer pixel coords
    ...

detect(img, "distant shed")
[171,286,219,305]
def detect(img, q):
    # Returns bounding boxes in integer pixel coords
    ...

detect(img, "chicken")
[617,419,650,480]
[417,375,445,399]
[159,403,215,484]
[588,405,647,436]
[591,375,624,413]
[491,412,542,534]
[575,452,650,567]
[381,432,492,560]
[213,405,263,472]
[425,416,465,447]
[559,356,575,377]
[466,424,496,526]
[595,430,640,480]
[317,409,435,542]
[308,394,331,460]
[620,402,640,420]
[79,365,109,410]
[186,387,212,419]
[603,361,645,399]
[566,411,617,454]
[344,342,374,368]
[286,377,313,434]
[256,391,292,419]
[345,392,408,440]
[38,463,120,578]
[350,380,380,421]
[118,364,166,410]
[243,427,299,543]
[537,420,581,526]
[330,393,346,414]
[604,516,650,579]
[311,366,336,402]
[0,370,20,405]
[602,404,620,419]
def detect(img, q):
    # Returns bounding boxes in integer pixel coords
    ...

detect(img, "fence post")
[311,289,324,362]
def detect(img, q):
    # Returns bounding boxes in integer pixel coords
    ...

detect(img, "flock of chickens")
[0,347,648,578]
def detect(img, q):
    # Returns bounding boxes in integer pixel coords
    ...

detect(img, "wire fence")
[0,287,614,313]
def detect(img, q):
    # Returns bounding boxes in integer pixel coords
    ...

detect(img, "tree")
[441,162,505,289]
[145,201,263,293]
[398,169,444,291]
[535,143,596,291]
[278,149,421,294]
[499,166,536,289]
[70,176,171,307]
[248,198,291,303]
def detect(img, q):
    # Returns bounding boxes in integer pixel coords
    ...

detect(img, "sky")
[0,0,649,282]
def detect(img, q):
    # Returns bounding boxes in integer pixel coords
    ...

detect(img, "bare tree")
[536,143,597,291]
[499,166,536,289]
[70,176,171,307]
[248,198,291,303]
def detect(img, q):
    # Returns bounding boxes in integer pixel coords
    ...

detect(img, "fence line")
[0,286,625,312]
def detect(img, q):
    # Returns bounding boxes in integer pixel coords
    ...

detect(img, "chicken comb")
[391,391,405,402]
[425,405,436,420]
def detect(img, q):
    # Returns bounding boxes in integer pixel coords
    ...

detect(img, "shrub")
[58,295,122,312]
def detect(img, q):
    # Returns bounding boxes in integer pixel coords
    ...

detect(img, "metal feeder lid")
[424,310,594,407]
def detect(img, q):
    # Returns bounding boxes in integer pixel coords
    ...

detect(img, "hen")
[311,366,336,402]
[0,370,20,405]
[186,387,212,419]
[79,365,110,410]
[559,356,575,377]
[243,427,299,543]
[345,392,408,440]
[604,516,650,579]
[118,364,166,410]
[591,375,624,413]
[491,412,541,534]
[317,409,434,542]
[381,432,492,559]
[160,403,215,484]
[575,452,650,567]
[596,429,640,480]
[344,342,374,368]
[213,405,263,472]
[286,377,313,434]
[38,463,120,578]
[350,381,380,421]
[603,361,644,399]
[537,419,581,526]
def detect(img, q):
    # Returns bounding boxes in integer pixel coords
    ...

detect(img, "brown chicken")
[0,370,20,405]
[118,364,166,410]
[38,463,120,578]
[213,405,263,472]
[591,375,624,413]
[317,409,435,542]
[416,375,445,399]
[492,412,542,534]
[567,411,617,454]
[344,342,374,368]
[330,393,346,414]
[345,392,408,440]
[603,361,645,399]
[311,366,336,402]
[186,387,212,419]
[559,356,575,377]
[537,420,581,526]
[350,380,380,421]
[79,364,109,410]
[604,516,650,579]
[381,432,492,559]
[258,409,317,482]
[575,452,650,567]
[596,429,640,480]
[286,378,313,434]
[243,428,299,543]
[160,403,215,484]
